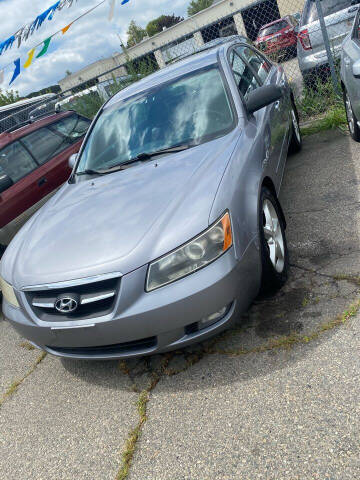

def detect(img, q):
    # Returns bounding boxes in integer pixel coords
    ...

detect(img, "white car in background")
[341,8,360,141]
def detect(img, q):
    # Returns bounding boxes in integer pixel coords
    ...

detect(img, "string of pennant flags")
[0,0,79,57]
[0,0,130,86]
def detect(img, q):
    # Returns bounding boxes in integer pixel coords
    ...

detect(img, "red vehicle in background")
[255,15,299,61]
[0,110,90,249]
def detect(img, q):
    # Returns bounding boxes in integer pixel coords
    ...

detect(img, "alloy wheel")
[263,199,285,273]
[291,109,301,143]
[345,92,355,135]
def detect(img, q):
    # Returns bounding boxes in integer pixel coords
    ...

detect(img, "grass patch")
[301,106,347,136]
[116,390,149,480]
[19,341,36,351]
[0,352,46,407]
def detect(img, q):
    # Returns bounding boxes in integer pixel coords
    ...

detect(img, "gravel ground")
[0,129,359,479]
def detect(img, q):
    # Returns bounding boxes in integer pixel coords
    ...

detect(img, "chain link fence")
[1,0,358,133]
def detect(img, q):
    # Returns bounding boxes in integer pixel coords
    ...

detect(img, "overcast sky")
[0,0,188,96]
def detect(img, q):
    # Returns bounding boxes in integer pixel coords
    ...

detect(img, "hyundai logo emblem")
[55,295,79,314]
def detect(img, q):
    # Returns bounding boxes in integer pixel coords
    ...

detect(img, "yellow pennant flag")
[61,23,72,34]
[24,48,35,68]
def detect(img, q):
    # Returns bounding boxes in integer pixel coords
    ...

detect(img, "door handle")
[38,177,47,187]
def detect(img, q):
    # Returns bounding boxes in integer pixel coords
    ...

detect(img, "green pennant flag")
[36,37,51,58]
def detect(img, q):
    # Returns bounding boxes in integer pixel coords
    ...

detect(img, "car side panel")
[35,141,81,199]
[0,139,81,233]
[342,34,360,119]
[0,163,49,230]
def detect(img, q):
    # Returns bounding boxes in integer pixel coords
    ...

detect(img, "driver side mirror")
[353,59,360,78]
[245,85,283,114]
[0,174,13,194]
[68,153,78,170]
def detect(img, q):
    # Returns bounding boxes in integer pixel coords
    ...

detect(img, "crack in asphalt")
[0,352,47,408]
[286,201,360,215]
[114,268,360,479]
[2,265,359,479]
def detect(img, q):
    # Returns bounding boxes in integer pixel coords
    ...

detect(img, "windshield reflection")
[76,66,235,174]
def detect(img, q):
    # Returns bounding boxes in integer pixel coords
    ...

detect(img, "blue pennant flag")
[9,58,20,85]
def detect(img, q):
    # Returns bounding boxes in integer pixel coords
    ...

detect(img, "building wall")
[58,0,305,91]
[58,57,126,92]
[277,0,304,17]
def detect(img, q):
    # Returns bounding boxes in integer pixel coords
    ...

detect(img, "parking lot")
[0,128,359,479]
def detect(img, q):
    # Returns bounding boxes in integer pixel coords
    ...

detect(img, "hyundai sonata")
[1,38,302,359]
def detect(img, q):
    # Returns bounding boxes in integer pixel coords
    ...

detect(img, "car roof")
[0,110,76,149]
[105,36,247,109]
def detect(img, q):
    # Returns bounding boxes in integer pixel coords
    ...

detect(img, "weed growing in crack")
[19,341,36,351]
[116,391,149,480]
[0,352,46,407]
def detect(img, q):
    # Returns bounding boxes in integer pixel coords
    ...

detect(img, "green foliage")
[187,0,213,16]
[70,59,158,119]
[146,14,183,37]
[297,79,343,119]
[0,88,20,107]
[71,92,104,119]
[126,20,147,48]
[300,106,346,136]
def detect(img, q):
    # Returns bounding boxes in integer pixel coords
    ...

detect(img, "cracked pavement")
[0,129,360,479]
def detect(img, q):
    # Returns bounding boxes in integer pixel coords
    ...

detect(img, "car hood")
[3,132,239,289]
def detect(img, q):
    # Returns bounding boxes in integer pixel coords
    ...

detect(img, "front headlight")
[146,212,232,292]
[0,277,20,308]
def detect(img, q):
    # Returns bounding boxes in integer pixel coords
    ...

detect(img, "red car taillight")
[298,29,312,50]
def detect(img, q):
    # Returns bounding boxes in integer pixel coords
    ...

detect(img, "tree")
[0,89,20,107]
[187,0,213,16]
[65,70,72,76]
[126,20,147,48]
[146,14,183,37]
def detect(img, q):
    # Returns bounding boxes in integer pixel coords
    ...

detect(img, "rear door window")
[259,20,289,36]
[230,50,261,99]
[21,128,71,165]
[49,114,90,143]
[303,0,353,23]
[0,141,38,183]
[237,46,272,84]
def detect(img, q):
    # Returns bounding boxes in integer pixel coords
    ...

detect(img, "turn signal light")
[298,29,312,50]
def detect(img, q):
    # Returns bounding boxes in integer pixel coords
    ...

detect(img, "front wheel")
[259,187,289,293]
[344,88,360,142]
[288,100,302,154]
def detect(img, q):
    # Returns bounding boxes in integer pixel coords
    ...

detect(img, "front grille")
[25,277,119,321]
[47,337,157,356]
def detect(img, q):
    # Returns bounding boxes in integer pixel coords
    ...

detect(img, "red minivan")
[0,111,90,248]
[255,15,299,61]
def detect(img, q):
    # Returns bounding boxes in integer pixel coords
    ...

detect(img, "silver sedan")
[1,38,302,359]
[341,7,360,141]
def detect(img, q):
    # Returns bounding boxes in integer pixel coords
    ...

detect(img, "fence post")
[314,0,340,95]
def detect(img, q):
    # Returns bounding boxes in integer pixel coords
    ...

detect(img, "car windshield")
[259,20,289,36]
[76,66,234,174]
[303,0,355,24]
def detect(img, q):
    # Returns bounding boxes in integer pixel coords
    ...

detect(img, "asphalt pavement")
[0,129,359,479]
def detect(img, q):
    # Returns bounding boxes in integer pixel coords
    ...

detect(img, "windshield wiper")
[76,144,192,176]
[76,168,109,176]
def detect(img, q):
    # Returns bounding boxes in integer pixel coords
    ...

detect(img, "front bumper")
[3,241,260,359]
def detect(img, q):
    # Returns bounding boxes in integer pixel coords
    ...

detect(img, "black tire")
[343,88,360,142]
[288,99,302,154]
[259,187,289,293]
